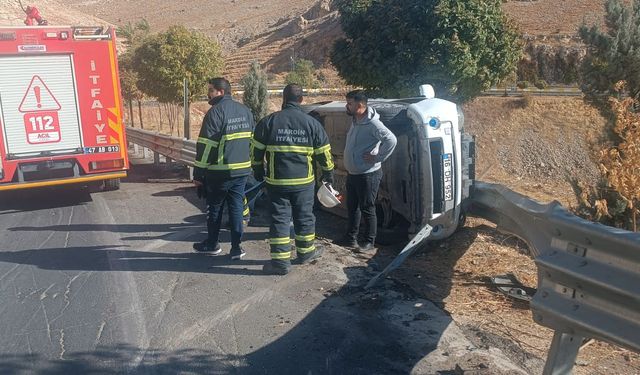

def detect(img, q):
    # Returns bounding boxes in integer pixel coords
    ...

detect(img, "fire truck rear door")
[0,54,82,158]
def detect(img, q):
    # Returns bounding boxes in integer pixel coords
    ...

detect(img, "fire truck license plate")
[442,153,453,201]
[84,145,120,154]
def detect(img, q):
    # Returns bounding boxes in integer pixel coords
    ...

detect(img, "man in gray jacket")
[334,90,397,252]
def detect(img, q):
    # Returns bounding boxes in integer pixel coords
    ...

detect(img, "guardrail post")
[188,166,194,181]
[133,143,139,155]
[166,157,173,169]
[183,78,190,140]
[543,332,584,375]
[154,151,160,166]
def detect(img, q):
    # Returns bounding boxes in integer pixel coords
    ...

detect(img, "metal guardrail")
[226,85,582,98]
[126,129,639,374]
[234,87,346,97]
[126,127,196,167]
[482,86,583,97]
[470,182,640,375]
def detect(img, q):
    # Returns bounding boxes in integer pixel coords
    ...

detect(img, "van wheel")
[103,178,121,191]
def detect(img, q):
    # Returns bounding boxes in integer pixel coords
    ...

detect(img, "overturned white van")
[305,85,475,240]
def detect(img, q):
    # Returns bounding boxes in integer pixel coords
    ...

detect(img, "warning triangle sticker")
[18,75,62,113]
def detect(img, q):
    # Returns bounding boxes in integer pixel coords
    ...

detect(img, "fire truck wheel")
[103,178,121,191]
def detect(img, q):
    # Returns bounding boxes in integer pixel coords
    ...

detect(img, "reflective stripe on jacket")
[252,102,334,188]
[194,95,255,179]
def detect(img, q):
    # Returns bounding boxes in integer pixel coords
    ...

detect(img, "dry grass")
[503,0,608,36]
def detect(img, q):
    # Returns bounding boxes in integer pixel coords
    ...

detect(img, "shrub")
[534,80,548,89]
[577,81,640,231]
[241,61,269,123]
[285,59,320,89]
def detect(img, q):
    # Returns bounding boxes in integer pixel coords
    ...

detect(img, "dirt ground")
[127,95,639,374]
[502,0,607,36]
[463,96,609,207]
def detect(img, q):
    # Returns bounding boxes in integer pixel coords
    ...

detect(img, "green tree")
[133,25,223,104]
[579,0,640,99]
[285,59,320,89]
[331,0,521,101]
[118,57,145,128]
[116,19,149,128]
[116,19,150,47]
[241,61,269,122]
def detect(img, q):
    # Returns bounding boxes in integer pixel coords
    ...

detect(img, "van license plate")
[442,153,453,201]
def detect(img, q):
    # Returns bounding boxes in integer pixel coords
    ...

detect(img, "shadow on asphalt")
[0,245,268,276]
[0,345,233,374]
[0,185,93,214]
[0,261,473,375]
[0,163,175,216]
[7,222,270,243]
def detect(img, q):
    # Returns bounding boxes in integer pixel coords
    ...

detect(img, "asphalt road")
[0,163,525,374]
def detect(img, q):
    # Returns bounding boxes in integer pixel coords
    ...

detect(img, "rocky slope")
[0,0,110,26]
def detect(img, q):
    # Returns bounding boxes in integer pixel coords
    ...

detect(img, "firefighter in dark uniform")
[252,84,335,275]
[193,77,255,260]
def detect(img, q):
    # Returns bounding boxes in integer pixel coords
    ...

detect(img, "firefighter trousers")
[267,184,318,268]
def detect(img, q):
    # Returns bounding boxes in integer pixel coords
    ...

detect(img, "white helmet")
[317,183,341,208]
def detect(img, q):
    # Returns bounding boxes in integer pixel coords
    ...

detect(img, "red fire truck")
[0,25,128,191]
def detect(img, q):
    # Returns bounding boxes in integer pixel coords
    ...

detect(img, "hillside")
[4,0,612,79]
[59,0,614,83]
[2,1,615,83]
[62,0,339,82]
[63,0,611,43]
[0,0,110,26]
[464,96,606,206]
[64,0,325,50]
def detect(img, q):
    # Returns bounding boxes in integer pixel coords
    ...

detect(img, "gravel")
[497,128,600,184]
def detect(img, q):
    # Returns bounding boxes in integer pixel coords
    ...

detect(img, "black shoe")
[193,241,222,255]
[230,247,246,260]
[333,236,357,248]
[356,242,376,253]
[296,246,324,265]
[262,262,290,275]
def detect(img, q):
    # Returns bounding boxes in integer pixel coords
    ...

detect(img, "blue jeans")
[205,175,248,249]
